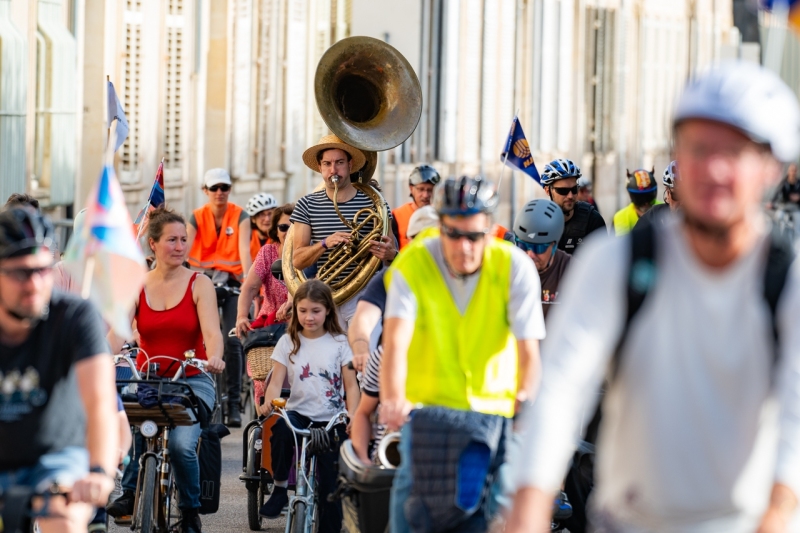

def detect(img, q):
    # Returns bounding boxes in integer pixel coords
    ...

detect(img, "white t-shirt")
[511,217,800,531]
[384,237,546,341]
[271,331,354,422]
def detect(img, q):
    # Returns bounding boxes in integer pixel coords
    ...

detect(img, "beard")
[682,212,735,242]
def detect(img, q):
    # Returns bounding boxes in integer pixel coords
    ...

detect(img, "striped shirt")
[361,346,387,462]
[291,189,391,284]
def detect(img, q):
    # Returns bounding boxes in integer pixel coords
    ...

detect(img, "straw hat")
[302,134,366,174]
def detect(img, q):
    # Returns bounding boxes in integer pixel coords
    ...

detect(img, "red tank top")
[136,272,208,378]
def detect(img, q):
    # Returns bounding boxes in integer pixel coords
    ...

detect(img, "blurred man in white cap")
[507,61,800,533]
[186,168,251,427]
[291,134,397,329]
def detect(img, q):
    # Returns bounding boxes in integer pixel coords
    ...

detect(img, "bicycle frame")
[271,406,348,533]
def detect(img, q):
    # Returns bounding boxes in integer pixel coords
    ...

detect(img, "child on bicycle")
[259,279,360,532]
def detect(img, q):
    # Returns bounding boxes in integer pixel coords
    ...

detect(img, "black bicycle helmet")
[409,165,441,186]
[433,176,498,217]
[0,208,55,260]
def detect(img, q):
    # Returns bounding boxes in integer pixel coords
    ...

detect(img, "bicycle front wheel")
[290,501,307,533]
[138,455,159,532]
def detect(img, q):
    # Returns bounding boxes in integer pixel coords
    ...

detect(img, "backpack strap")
[764,229,795,368]
[609,221,657,382]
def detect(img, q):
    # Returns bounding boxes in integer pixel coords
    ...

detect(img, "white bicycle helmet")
[541,159,581,186]
[663,160,678,189]
[246,193,278,217]
[673,61,800,162]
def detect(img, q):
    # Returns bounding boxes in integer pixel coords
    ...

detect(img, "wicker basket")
[246,346,275,381]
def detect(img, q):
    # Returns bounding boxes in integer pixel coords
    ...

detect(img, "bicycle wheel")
[246,427,264,530]
[164,470,181,531]
[290,501,307,533]
[138,455,159,533]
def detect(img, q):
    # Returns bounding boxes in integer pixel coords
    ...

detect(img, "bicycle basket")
[244,324,287,381]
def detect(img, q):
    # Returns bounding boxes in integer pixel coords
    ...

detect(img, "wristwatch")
[89,465,112,478]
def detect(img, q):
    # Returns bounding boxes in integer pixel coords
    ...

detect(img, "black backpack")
[563,222,795,533]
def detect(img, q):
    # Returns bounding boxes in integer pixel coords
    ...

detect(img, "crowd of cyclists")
[3,58,800,533]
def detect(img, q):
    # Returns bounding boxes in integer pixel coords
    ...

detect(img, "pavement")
[110,402,287,533]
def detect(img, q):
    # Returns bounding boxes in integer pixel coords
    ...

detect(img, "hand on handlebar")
[205,356,225,374]
[235,316,252,339]
[71,472,115,507]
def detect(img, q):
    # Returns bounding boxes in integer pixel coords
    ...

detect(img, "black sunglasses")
[0,265,53,282]
[441,224,489,243]
[277,224,291,232]
[552,186,578,196]
[207,184,231,193]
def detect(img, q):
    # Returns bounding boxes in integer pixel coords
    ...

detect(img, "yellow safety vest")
[385,238,518,418]
[613,200,661,236]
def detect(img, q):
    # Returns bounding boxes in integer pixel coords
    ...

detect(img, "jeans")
[389,421,507,533]
[270,411,347,533]
[221,292,243,410]
[0,446,88,494]
[122,376,216,510]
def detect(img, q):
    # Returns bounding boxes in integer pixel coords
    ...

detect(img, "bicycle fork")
[160,428,171,498]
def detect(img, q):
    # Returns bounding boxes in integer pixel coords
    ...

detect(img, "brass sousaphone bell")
[283,36,422,305]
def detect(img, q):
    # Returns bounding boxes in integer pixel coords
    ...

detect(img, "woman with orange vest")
[246,193,278,261]
[186,168,252,427]
[392,165,441,250]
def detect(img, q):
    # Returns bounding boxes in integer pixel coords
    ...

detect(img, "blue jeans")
[389,420,507,533]
[122,375,215,510]
[0,446,88,494]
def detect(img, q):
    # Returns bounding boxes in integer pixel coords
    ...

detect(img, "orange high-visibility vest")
[250,230,274,262]
[495,225,510,240]
[188,203,244,279]
[393,202,417,250]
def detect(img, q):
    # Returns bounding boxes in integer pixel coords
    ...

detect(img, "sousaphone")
[283,36,422,305]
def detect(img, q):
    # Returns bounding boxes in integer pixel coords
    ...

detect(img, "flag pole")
[497,110,519,195]
[765,0,789,73]
[106,75,111,150]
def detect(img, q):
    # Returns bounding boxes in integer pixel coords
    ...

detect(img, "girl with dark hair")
[258,280,359,532]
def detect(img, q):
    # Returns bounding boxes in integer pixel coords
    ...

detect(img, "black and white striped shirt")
[291,189,391,283]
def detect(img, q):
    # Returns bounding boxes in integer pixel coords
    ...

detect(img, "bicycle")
[114,349,217,532]
[267,399,348,533]
[212,279,244,425]
[0,484,69,533]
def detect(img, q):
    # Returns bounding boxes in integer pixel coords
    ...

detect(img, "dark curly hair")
[267,203,294,243]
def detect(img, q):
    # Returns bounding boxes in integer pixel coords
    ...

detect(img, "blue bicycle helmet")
[433,176,498,216]
[541,159,581,186]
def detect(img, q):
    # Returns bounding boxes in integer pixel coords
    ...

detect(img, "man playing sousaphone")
[290,134,397,329]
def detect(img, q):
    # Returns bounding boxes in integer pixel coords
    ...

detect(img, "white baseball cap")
[203,168,232,188]
[673,61,800,162]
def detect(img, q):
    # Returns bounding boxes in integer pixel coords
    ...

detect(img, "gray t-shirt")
[385,237,546,340]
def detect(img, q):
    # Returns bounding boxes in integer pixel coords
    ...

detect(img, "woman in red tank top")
[120,207,224,531]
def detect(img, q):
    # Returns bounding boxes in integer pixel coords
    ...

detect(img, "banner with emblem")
[501,116,541,184]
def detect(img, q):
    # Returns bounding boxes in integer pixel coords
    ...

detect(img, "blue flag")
[107,81,129,153]
[501,116,540,184]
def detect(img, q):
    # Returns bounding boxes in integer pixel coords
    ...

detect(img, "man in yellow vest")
[380,176,545,532]
[187,168,252,427]
[392,165,441,250]
[612,168,661,236]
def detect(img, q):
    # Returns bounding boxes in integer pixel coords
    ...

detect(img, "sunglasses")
[515,239,553,255]
[0,265,53,282]
[207,184,231,193]
[441,224,489,243]
[277,224,291,232]
[552,186,578,196]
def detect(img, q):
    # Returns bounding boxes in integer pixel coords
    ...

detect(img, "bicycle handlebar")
[275,408,349,437]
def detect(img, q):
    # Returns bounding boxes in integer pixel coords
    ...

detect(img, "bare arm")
[516,338,541,408]
[348,301,382,373]
[194,274,225,373]
[505,486,557,533]
[756,483,798,533]
[107,302,138,353]
[343,365,360,418]
[261,362,288,415]
[118,410,132,463]
[236,262,262,338]
[351,394,379,464]
[292,222,324,270]
[379,317,414,431]
[239,218,252,276]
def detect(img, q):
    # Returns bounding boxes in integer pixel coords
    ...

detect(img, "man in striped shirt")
[291,134,397,328]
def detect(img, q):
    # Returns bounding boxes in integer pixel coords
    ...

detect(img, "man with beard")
[541,159,606,255]
[506,61,800,533]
